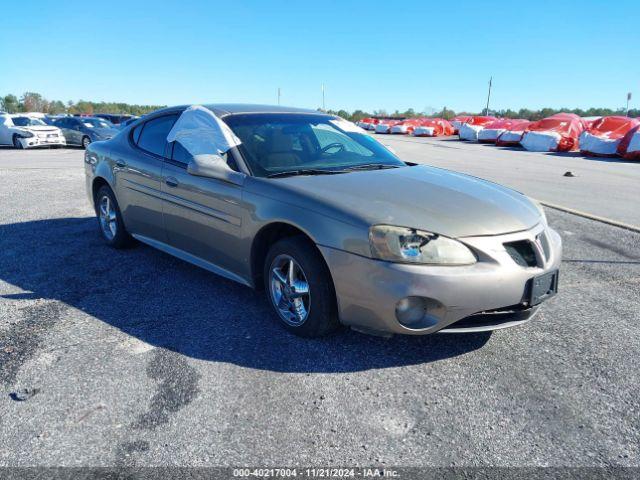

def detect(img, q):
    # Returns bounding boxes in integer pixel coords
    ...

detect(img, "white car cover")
[458,123,484,141]
[390,124,409,134]
[375,123,391,133]
[578,131,620,156]
[497,130,526,144]
[413,126,436,136]
[166,105,241,156]
[521,131,561,152]
[478,128,506,142]
[627,131,640,155]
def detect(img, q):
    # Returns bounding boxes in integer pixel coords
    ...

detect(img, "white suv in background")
[0,114,66,149]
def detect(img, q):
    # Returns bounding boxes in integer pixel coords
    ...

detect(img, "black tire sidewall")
[13,135,23,149]
[263,236,339,337]
[82,136,91,149]
[95,185,132,248]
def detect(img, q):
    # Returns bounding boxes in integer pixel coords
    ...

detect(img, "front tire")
[12,135,24,149]
[95,185,133,248]
[264,236,339,337]
[82,136,91,149]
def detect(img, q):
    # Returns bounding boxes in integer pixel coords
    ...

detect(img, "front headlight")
[369,225,477,265]
[17,130,34,138]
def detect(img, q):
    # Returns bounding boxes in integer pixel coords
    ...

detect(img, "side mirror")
[187,154,245,186]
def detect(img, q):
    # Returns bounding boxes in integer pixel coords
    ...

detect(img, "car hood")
[17,125,60,133]
[273,165,541,238]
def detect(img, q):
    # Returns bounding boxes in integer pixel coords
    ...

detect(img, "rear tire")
[82,136,91,149]
[264,236,340,337]
[95,185,133,248]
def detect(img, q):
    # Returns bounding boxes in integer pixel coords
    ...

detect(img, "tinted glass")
[171,141,192,164]
[224,113,404,177]
[136,114,178,156]
[12,117,46,127]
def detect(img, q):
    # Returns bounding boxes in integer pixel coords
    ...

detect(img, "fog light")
[395,296,427,327]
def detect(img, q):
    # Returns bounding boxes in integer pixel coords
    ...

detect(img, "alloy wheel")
[98,195,117,241]
[269,254,311,326]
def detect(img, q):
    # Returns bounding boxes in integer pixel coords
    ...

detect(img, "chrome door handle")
[165,177,178,188]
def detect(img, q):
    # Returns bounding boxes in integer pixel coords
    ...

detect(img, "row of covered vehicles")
[357,114,640,160]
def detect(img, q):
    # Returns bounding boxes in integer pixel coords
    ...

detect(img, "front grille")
[442,305,534,330]
[504,240,538,267]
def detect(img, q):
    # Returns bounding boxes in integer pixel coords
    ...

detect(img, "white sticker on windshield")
[83,122,94,128]
[330,118,367,134]
[167,105,241,156]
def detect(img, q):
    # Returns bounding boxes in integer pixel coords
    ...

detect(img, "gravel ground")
[0,146,639,468]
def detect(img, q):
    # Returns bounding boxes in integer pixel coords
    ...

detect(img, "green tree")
[1,94,19,113]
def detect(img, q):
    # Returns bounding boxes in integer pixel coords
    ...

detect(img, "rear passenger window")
[132,124,143,144]
[171,141,192,164]
[136,114,178,157]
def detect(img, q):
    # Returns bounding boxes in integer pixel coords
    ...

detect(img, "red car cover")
[579,116,640,157]
[495,120,533,147]
[412,118,455,137]
[617,124,640,160]
[521,113,586,152]
[357,117,379,130]
[477,119,528,143]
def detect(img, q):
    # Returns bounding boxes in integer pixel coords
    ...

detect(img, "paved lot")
[1,145,639,467]
[378,135,640,228]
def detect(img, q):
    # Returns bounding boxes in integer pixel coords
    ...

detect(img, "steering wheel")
[320,142,345,155]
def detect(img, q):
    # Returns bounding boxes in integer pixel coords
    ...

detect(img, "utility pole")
[277,87,281,106]
[322,84,325,111]
[485,76,492,116]
[627,92,632,116]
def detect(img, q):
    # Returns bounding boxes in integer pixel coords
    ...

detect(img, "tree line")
[2,91,638,121]
[0,92,165,116]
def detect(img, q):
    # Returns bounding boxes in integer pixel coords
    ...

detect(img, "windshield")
[12,117,46,127]
[224,113,405,177]
[82,118,113,129]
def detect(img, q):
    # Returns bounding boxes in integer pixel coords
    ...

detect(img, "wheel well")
[251,223,317,290]
[92,177,110,207]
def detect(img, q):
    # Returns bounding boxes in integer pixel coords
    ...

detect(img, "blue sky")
[2,0,638,113]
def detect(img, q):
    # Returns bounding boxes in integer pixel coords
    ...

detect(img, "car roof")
[146,104,326,118]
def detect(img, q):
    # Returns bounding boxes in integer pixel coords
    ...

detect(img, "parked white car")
[0,114,66,149]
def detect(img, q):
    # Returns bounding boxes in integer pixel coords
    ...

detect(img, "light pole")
[322,84,325,111]
[277,87,281,106]
[485,76,492,116]
[627,92,632,116]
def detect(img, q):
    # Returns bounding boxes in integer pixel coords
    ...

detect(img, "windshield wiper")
[341,163,402,171]
[266,169,346,178]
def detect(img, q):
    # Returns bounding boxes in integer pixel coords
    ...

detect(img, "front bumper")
[19,135,66,148]
[320,223,562,335]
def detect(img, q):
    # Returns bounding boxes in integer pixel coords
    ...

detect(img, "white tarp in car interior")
[166,105,241,156]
